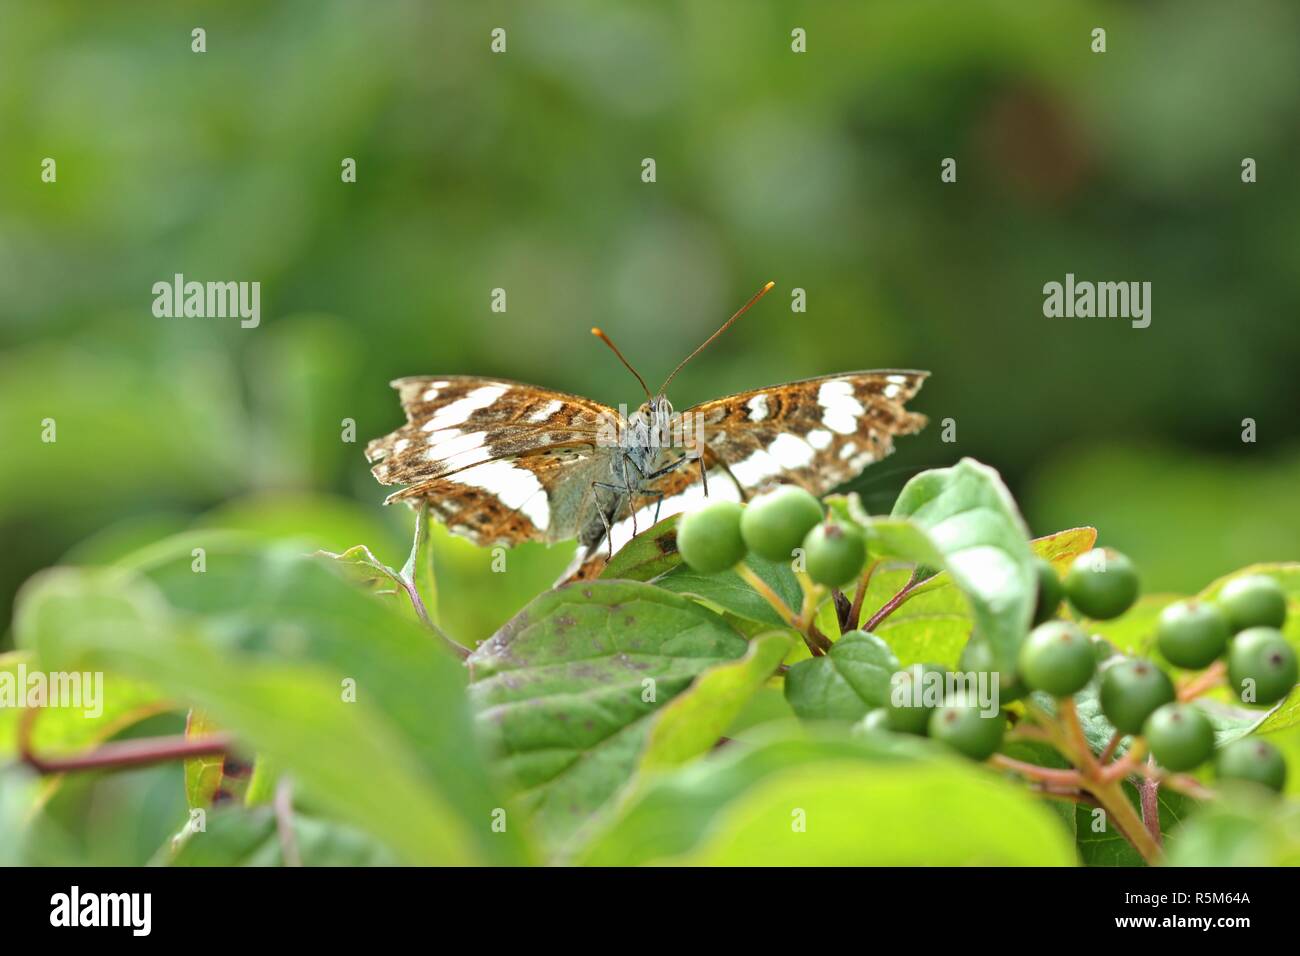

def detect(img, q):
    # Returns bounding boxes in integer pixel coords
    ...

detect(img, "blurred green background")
[3,0,1299,648]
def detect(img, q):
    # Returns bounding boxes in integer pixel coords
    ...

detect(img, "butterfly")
[365,282,928,581]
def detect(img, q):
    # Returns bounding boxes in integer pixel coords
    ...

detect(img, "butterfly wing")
[686,370,928,497]
[366,376,618,546]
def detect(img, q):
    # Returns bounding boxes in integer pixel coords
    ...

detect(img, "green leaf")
[15,551,528,865]
[183,709,227,809]
[573,725,925,865]
[887,458,1036,673]
[852,528,1096,670]
[638,632,792,773]
[1165,792,1300,866]
[677,761,1078,865]
[599,514,683,582]
[0,767,41,866]
[164,807,400,866]
[467,579,747,849]
[784,631,900,721]
[576,726,1074,866]
[655,551,803,628]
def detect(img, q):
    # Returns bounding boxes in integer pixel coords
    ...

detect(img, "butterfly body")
[366,370,928,579]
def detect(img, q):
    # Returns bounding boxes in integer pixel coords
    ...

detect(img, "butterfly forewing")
[366,376,620,545]
[688,370,928,495]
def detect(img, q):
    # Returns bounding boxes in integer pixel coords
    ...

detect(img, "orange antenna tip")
[657,280,777,394]
[591,326,652,399]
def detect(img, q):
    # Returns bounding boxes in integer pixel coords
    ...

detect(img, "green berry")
[958,636,1025,703]
[676,501,746,574]
[803,522,867,588]
[929,696,1005,760]
[1064,548,1139,620]
[1227,627,1298,707]
[1032,557,1064,626]
[1215,738,1287,793]
[1156,600,1230,670]
[739,486,824,562]
[1099,658,1175,735]
[1018,621,1096,697]
[1217,575,1287,632]
[884,663,946,735]
[860,708,891,734]
[1143,703,1215,772]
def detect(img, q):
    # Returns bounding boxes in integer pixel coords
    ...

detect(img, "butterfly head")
[592,280,775,447]
[631,395,673,427]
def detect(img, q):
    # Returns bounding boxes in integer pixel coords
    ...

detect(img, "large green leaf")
[852,528,1096,669]
[676,761,1078,865]
[576,726,1074,866]
[885,459,1036,673]
[467,579,747,848]
[14,549,528,865]
[573,726,926,865]
[784,630,900,721]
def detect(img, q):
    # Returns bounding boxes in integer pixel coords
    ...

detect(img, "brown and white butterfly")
[365,282,928,581]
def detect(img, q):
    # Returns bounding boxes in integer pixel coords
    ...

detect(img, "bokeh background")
[3,0,1299,651]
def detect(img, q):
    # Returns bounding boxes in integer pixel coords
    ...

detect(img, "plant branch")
[18,706,234,775]
[1139,756,1163,851]
[862,572,923,632]
[1160,773,1216,801]
[737,562,828,655]
[1178,660,1226,701]
[1059,697,1100,776]
[848,559,881,630]
[989,754,1084,787]
[1091,777,1161,864]
[1099,731,1123,764]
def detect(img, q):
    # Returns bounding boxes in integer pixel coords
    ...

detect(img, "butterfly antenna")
[591,327,652,399]
[658,280,775,394]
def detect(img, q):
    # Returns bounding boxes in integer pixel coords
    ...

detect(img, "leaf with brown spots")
[466,579,747,850]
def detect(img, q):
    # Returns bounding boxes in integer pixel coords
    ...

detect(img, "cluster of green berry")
[887,556,1293,792]
[676,487,866,585]
[677,490,1296,796]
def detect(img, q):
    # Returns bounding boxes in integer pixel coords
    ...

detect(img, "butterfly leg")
[590,480,625,560]
[617,454,644,538]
